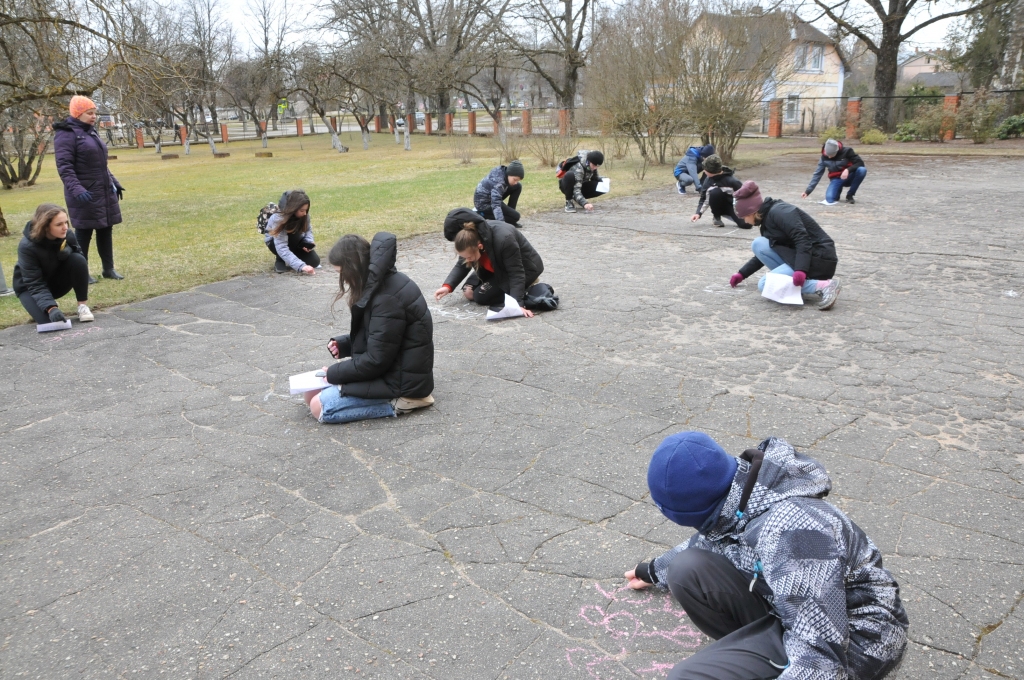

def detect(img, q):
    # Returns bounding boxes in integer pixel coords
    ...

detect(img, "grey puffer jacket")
[649,437,908,680]
[473,165,517,223]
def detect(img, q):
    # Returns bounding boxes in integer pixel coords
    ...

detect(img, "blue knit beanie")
[647,432,738,529]
[699,144,715,158]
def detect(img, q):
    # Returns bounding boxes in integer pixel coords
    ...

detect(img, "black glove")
[634,561,657,584]
[75,191,93,203]
[48,307,66,323]
[116,186,124,200]
[56,246,70,261]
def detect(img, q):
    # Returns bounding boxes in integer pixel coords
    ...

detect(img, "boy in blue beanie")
[673,144,714,195]
[625,432,908,680]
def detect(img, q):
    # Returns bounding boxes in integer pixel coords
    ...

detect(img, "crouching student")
[13,203,94,324]
[559,150,605,213]
[625,431,909,680]
[474,160,525,227]
[266,189,320,274]
[728,181,842,311]
[689,154,747,229]
[434,208,544,316]
[304,233,435,424]
[802,138,867,205]
[674,144,714,194]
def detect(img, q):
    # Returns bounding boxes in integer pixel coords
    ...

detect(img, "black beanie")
[507,160,525,178]
[586,150,604,166]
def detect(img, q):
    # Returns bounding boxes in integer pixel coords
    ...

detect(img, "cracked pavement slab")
[2,154,1024,678]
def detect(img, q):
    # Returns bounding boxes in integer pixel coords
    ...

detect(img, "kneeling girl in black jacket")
[13,203,94,324]
[728,181,843,311]
[433,208,544,317]
[305,233,435,424]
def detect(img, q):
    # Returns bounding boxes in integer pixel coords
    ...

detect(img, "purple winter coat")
[53,117,123,230]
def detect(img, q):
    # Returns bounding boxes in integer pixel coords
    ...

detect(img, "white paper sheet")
[760,272,804,305]
[596,178,611,193]
[36,319,72,333]
[486,294,525,321]
[289,370,331,394]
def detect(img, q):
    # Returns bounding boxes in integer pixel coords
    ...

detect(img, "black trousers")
[463,272,506,306]
[666,549,788,680]
[18,253,91,324]
[480,183,522,225]
[707,188,748,229]
[76,227,114,271]
[266,240,321,269]
[558,175,605,204]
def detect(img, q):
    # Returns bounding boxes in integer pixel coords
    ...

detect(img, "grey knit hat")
[507,160,525,178]
[823,139,840,158]
[702,154,723,174]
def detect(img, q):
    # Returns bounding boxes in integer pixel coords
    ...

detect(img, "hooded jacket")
[326,232,434,399]
[696,167,743,215]
[806,142,865,195]
[53,118,123,230]
[738,198,838,279]
[473,166,519,223]
[649,437,909,680]
[568,150,601,206]
[673,145,715,179]
[12,222,85,312]
[442,208,543,306]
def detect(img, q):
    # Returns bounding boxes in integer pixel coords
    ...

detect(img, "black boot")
[102,269,124,280]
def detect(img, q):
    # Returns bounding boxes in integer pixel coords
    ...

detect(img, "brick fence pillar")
[942,94,961,141]
[846,98,861,139]
[220,124,229,144]
[406,113,415,132]
[558,109,570,136]
[374,115,381,133]
[330,116,337,132]
[259,121,267,134]
[135,128,145,149]
[493,111,501,136]
[468,111,477,135]
[445,113,453,134]
[521,110,532,136]
[296,118,303,136]
[388,115,395,133]
[179,125,188,145]
[424,113,432,135]
[768,99,783,138]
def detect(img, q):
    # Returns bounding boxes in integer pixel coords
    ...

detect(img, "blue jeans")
[825,166,866,203]
[317,387,395,424]
[752,237,820,295]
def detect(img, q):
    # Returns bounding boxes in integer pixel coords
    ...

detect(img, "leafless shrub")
[447,132,473,164]
[526,128,578,167]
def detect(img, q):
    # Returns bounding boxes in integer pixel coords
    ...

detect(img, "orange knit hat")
[69,95,97,119]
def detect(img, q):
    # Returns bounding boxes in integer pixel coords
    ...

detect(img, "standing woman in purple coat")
[52,95,125,283]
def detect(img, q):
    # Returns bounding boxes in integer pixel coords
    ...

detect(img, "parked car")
[415,112,425,122]
[396,117,405,127]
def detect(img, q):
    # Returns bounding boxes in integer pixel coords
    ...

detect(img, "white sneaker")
[77,304,94,322]
[819,200,839,206]
[391,395,435,414]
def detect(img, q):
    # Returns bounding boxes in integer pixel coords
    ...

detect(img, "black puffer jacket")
[738,198,838,280]
[696,167,743,215]
[12,221,84,312]
[442,208,543,305]
[326,232,434,399]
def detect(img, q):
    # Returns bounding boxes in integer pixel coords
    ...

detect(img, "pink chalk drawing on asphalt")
[565,582,704,678]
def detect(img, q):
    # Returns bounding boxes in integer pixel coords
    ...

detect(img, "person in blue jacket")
[673,144,715,195]
[473,160,524,227]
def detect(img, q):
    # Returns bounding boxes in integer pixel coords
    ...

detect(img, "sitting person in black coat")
[13,203,94,325]
[689,155,747,229]
[433,208,544,316]
[304,232,435,424]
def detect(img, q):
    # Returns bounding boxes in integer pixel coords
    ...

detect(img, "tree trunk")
[0,202,8,237]
[436,89,450,131]
[872,24,903,131]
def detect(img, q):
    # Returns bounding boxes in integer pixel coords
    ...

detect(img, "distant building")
[899,51,951,83]
[907,71,970,94]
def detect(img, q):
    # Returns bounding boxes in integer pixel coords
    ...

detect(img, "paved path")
[2,154,1023,679]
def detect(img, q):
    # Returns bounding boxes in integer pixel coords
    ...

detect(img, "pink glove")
[729,273,743,288]
[791,271,806,287]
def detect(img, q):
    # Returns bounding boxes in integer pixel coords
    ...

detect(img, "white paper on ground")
[36,319,72,333]
[289,370,331,394]
[761,272,804,305]
[596,178,611,193]
[486,294,525,320]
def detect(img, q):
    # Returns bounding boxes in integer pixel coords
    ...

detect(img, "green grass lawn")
[3,129,1020,328]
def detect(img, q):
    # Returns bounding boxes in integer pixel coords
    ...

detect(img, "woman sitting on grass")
[265,189,319,274]
[13,203,94,325]
[304,233,435,424]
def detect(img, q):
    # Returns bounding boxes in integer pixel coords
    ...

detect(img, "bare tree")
[803,0,1006,129]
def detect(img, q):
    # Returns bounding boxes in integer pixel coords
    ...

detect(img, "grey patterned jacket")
[650,437,908,680]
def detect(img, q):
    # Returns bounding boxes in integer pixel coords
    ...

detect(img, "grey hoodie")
[650,437,908,680]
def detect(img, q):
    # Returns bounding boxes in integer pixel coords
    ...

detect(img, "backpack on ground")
[555,155,580,179]
[257,203,279,235]
[524,282,559,311]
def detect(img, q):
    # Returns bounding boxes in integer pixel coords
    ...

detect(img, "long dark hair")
[329,234,371,309]
[269,189,311,237]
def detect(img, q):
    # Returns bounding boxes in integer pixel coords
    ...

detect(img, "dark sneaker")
[88,275,98,285]
[845,196,855,204]
[564,200,576,213]
[274,258,288,273]
[512,222,524,229]
[712,218,725,228]
[102,269,124,280]
[818,278,842,310]
[677,183,686,195]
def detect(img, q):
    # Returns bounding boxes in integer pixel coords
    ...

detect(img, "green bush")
[957,89,1005,144]
[817,126,845,143]
[996,114,1024,140]
[859,129,887,145]
[893,104,947,142]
